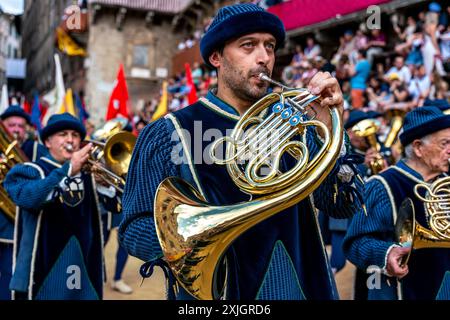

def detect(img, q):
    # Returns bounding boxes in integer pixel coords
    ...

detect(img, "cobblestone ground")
[103,230,355,300]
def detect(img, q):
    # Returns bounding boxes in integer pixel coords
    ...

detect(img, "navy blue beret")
[40,113,86,142]
[400,106,450,146]
[200,3,285,68]
[1,105,31,124]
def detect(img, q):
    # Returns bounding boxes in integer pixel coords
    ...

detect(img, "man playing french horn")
[119,3,364,300]
[3,113,121,300]
[344,106,450,300]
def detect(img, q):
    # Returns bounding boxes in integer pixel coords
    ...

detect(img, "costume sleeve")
[308,129,365,219]
[3,162,71,211]
[96,185,122,214]
[343,178,397,270]
[118,119,179,262]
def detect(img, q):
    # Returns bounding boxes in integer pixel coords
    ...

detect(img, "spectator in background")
[135,119,148,136]
[304,36,321,60]
[404,27,424,67]
[385,56,412,84]
[408,64,431,103]
[441,25,450,67]
[366,75,388,110]
[332,30,356,65]
[349,49,371,109]
[394,16,417,42]
[291,44,304,68]
[423,2,447,76]
[366,29,386,65]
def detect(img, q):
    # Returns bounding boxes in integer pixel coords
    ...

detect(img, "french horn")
[154,74,344,299]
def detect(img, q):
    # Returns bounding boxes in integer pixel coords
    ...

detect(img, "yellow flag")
[152,81,168,121]
[56,27,86,57]
[58,88,77,117]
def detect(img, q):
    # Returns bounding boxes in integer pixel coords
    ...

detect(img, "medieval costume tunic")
[3,155,117,300]
[344,160,450,300]
[119,91,364,300]
[0,139,46,300]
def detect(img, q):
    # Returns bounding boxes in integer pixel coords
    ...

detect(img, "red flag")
[106,64,130,121]
[184,63,198,104]
[23,100,31,114]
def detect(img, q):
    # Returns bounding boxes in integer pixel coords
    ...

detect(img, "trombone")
[84,131,136,193]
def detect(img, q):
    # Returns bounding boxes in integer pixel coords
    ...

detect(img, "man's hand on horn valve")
[307,72,344,132]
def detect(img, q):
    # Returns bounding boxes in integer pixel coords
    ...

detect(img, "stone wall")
[85,12,185,126]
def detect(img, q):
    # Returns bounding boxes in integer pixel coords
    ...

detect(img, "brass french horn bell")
[154,73,344,300]
[395,175,450,266]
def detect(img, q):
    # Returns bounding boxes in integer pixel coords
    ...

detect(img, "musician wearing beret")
[0,105,46,300]
[344,106,450,299]
[119,3,364,300]
[3,113,119,300]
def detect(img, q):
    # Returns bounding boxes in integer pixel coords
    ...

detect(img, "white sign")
[156,68,168,78]
[131,67,151,79]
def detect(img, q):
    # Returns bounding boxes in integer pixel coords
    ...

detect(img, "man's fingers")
[308,74,338,95]
[77,143,93,157]
[320,95,343,109]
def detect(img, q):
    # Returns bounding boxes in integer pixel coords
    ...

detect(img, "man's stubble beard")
[221,57,270,103]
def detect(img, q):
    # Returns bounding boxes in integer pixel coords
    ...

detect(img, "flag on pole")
[0,84,9,113]
[58,88,77,116]
[56,27,87,57]
[184,63,198,104]
[74,92,90,122]
[31,91,42,131]
[22,97,31,114]
[106,64,130,121]
[152,81,168,121]
[42,54,66,125]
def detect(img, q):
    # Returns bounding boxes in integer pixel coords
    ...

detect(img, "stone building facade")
[21,0,228,126]
[0,8,21,88]
[85,0,223,125]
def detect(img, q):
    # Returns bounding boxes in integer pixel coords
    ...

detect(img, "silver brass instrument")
[154,73,343,299]
[0,122,29,220]
[395,173,450,265]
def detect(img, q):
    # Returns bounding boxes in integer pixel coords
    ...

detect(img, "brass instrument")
[154,74,343,300]
[395,176,450,265]
[0,122,29,220]
[351,119,385,174]
[91,117,129,141]
[384,108,405,148]
[81,119,136,194]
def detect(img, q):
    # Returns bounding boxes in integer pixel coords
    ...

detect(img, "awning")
[88,0,193,14]
[268,0,392,31]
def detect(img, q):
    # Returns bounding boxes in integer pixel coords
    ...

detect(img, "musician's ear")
[209,51,221,69]
[412,139,424,157]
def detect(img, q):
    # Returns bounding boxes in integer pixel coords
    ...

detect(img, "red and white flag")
[106,64,130,121]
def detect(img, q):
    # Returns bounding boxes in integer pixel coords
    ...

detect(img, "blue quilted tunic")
[119,91,364,300]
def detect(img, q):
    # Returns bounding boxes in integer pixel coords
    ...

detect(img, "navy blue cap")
[40,113,86,142]
[1,105,31,124]
[399,106,450,146]
[200,3,285,68]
